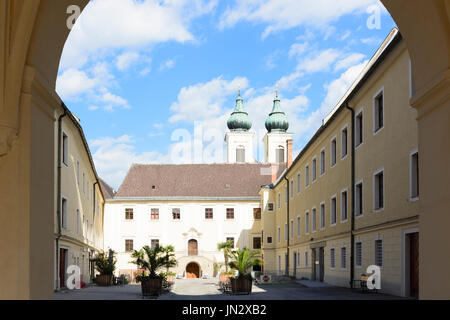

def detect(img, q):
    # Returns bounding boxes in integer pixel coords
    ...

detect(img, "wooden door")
[409,232,419,297]
[319,248,324,282]
[186,263,200,278]
[59,248,67,288]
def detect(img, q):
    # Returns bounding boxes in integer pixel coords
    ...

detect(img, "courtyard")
[54,279,407,300]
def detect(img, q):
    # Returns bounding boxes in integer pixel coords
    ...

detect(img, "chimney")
[286,139,293,169]
[271,164,279,184]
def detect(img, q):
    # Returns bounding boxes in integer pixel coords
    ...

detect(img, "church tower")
[225,91,255,163]
[263,91,293,164]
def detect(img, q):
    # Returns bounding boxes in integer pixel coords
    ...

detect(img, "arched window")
[188,239,198,256]
[276,146,285,163]
[236,146,245,163]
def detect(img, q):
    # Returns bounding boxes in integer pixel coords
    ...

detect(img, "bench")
[351,275,378,293]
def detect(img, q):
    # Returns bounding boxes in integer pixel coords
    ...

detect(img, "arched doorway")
[188,239,198,256]
[186,262,200,279]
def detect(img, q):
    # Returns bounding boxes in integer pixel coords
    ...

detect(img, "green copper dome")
[227,92,252,131]
[265,92,289,132]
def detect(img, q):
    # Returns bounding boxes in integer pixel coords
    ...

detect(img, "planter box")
[230,277,252,295]
[96,275,113,287]
[141,278,163,296]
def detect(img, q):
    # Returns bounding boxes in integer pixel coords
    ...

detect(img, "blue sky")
[56,0,396,189]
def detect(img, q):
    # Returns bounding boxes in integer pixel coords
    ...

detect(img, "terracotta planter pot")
[166,276,175,282]
[141,278,163,296]
[219,274,233,283]
[230,277,252,294]
[96,274,113,287]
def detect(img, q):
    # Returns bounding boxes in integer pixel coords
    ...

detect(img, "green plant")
[161,245,177,273]
[217,241,234,272]
[95,249,116,276]
[228,247,261,279]
[131,245,177,280]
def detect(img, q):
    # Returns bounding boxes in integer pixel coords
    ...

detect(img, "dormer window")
[151,185,156,190]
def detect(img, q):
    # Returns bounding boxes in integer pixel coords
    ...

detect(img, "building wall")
[104,200,262,279]
[226,132,255,163]
[54,113,104,288]
[262,40,419,296]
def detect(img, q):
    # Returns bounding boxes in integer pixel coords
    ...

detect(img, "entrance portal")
[186,262,200,278]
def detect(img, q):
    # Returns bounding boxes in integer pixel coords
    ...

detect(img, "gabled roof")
[99,178,116,199]
[113,163,281,199]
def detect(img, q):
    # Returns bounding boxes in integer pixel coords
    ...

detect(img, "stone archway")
[186,262,201,279]
[1,0,450,299]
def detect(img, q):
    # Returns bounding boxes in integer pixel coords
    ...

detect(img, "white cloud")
[56,68,97,98]
[334,53,366,72]
[60,0,218,70]
[88,105,99,111]
[361,37,383,45]
[159,59,176,71]
[115,52,140,71]
[288,42,308,58]
[219,0,381,38]
[297,49,342,73]
[98,88,131,111]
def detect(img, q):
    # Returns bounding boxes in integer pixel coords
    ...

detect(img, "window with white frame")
[62,132,69,166]
[76,209,80,234]
[374,170,384,210]
[284,223,288,241]
[330,248,335,269]
[312,158,317,181]
[331,196,337,225]
[297,216,301,236]
[374,90,384,132]
[276,146,285,163]
[76,161,80,185]
[375,239,383,267]
[297,173,301,193]
[410,151,419,199]
[268,203,274,211]
[320,203,325,229]
[285,187,288,203]
[341,190,348,221]
[355,182,363,216]
[278,255,281,273]
[341,127,348,158]
[290,180,294,198]
[290,220,293,239]
[62,197,68,229]
[356,242,362,267]
[278,193,281,208]
[305,251,309,267]
[312,208,316,232]
[331,138,337,166]
[305,211,309,234]
[320,149,325,175]
[341,247,347,269]
[356,110,363,146]
[305,165,309,186]
[277,227,281,243]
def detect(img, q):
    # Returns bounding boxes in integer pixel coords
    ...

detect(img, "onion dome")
[265,90,289,133]
[227,90,252,131]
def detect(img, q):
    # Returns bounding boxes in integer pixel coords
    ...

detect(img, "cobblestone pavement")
[55,278,407,300]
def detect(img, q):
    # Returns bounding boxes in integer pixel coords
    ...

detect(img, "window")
[125,208,133,220]
[253,208,261,220]
[341,190,348,221]
[290,220,293,239]
[356,111,363,146]
[236,146,245,163]
[253,237,262,249]
[226,237,235,248]
[305,251,309,267]
[305,166,309,186]
[276,146,285,163]
[205,208,213,219]
[125,239,133,252]
[312,158,317,181]
[82,173,85,193]
[278,193,281,208]
[226,208,235,220]
[411,152,419,199]
[356,242,362,267]
[172,208,181,220]
[305,212,309,234]
[285,187,288,203]
[331,138,337,166]
[374,170,384,210]
[267,236,273,244]
[341,247,347,269]
[76,209,80,234]
[297,173,301,193]
[331,197,337,225]
[284,223,288,241]
[277,227,281,243]
[355,182,363,216]
[62,198,67,229]
[278,256,281,273]
[320,149,325,175]
[330,248,335,269]
[312,208,316,232]
[341,127,348,158]
[268,203,274,211]
[320,203,325,229]
[297,216,301,236]
[375,239,383,267]
[151,208,159,220]
[76,161,80,185]
[290,180,294,198]
[151,239,159,250]
[62,133,68,166]
[374,90,384,132]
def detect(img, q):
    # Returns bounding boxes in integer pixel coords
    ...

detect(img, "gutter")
[56,107,67,290]
[284,176,290,276]
[345,101,356,288]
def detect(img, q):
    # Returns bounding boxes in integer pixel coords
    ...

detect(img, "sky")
[56,0,397,190]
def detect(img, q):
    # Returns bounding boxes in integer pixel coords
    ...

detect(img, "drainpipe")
[346,101,356,288]
[56,106,67,290]
[284,176,290,277]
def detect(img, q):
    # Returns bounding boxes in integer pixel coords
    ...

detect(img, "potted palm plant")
[217,241,234,283]
[228,247,261,294]
[131,245,176,296]
[161,245,177,282]
[94,249,116,286]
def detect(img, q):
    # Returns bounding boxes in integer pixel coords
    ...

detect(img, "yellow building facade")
[261,30,420,297]
[54,104,105,290]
